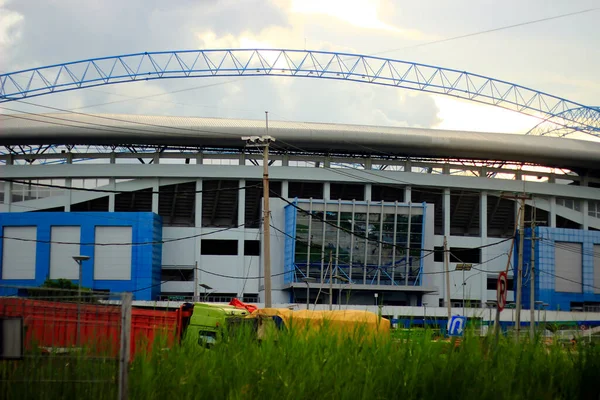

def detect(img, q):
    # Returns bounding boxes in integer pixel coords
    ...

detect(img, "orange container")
[0,298,187,358]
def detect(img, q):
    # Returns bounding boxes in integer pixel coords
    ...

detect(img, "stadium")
[1,49,600,325]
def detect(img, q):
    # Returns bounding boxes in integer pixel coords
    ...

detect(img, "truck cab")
[182,303,250,347]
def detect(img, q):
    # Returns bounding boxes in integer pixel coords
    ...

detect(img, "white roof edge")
[1,113,598,170]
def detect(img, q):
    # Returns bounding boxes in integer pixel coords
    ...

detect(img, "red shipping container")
[0,298,187,358]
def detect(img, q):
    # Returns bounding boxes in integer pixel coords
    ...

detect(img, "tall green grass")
[2,327,599,399]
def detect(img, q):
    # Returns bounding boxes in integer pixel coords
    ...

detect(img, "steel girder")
[0,49,598,137]
[526,106,600,137]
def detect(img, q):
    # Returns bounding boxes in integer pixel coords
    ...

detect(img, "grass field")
[2,327,599,400]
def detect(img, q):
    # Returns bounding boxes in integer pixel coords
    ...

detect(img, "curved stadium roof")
[1,113,599,172]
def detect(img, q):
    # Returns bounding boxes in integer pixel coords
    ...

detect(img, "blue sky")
[1,0,598,136]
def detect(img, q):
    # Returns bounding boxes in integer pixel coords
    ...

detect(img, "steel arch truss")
[1,49,598,137]
[526,106,600,137]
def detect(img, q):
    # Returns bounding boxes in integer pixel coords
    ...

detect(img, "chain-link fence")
[0,286,132,400]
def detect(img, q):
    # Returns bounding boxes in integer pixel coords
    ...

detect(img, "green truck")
[182,303,254,347]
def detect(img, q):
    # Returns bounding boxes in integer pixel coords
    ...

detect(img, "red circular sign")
[497,272,508,312]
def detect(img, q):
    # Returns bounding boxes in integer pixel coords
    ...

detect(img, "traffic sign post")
[497,271,508,312]
[447,316,467,337]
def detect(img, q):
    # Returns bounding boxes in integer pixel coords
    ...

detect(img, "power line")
[374,7,600,55]
[0,178,259,195]
[3,99,259,139]
[538,269,600,291]
[272,190,514,253]
[0,220,258,246]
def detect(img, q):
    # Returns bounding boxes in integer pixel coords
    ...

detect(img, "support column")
[194,179,203,299]
[324,182,331,201]
[2,155,12,212]
[549,197,557,228]
[65,152,73,212]
[405,186,412,203]
[282,154,289,167]
[480,191,488,304]
[195,180,203,227]
[151,179,159,214]
[583,200,589,230]
[238,179,246,226]
[1,180,11,212]
[281,181,289,199]
[365,157,372,170]
[196,152,204,165]
[443,188,451,236]
[108,153,116,212]
[581,177,589,230]
[365,183,372,202]
[153,151,160,165]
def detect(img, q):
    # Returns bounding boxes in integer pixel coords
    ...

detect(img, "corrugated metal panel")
[2,113,600,170]
[1,227,36,279]
[49,226,81,279]
[94,226,132,280]
[555,242,582,293]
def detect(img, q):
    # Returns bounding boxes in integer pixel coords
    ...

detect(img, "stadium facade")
[1,114,600,313]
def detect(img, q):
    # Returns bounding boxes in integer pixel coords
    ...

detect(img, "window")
[161,268,194,281]
[201,240,238,255]
[486,275,514,291]
[288,182,323,199]
[330,183,364,201]
[434,247,481,263]
[244,240,260,256]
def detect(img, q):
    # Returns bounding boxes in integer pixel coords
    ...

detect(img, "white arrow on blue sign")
[447,316,467,337]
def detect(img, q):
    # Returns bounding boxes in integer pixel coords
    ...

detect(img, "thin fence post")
[118,292,132,400]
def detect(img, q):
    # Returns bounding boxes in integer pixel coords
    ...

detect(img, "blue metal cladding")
[0,212,162,300]
[520,226,600,311]
[283,203,297,284]
[0,49,598,138]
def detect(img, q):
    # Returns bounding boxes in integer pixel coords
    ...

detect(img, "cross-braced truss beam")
[0,49,598,137]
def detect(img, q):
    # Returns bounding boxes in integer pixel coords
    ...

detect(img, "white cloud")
[0,0,22,46]
[287,0,431,40]
[433,95,542,134]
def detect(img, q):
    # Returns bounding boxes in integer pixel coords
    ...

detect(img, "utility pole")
[328,252,333,311]
[444,236,451,320]
[242,112,275,308]
[530,218,536,341]
[515,197,526,338]
[262,112,272,309]
[501,192,529,339]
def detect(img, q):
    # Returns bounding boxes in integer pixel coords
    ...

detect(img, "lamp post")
[199,283,212,302]
[300,277,316,310]
[506,302,516,331]
[423,302,428,328]
[485,301,496,334]
[332,275,349,310]
[72,255,90,345]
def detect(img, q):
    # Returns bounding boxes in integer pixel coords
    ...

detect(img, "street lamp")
[332,275,349,310]
[506,302,516,330]
[300,277,316,310]
[485,301,496,332]
[199,283,212,302]
[72,255,90,345]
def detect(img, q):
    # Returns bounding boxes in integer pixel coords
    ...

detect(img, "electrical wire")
[373,7,600,55]
[0,178,259,195]
[272,190,514,253]
[0,220,258,246]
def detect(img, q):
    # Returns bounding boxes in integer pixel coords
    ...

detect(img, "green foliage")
[1,328,599,399]
[41,278,81,290]
[23,278,96,302]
